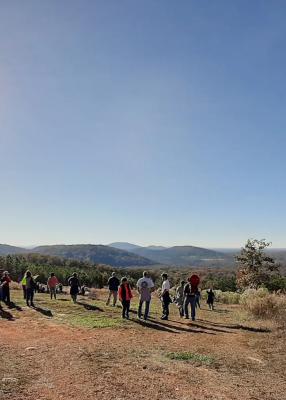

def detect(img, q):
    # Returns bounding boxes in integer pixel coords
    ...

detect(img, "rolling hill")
[32,244,155,268]
[109,242,142,252]
[130,245,226,266]
[0,242,242,268]
[0,244,27,255]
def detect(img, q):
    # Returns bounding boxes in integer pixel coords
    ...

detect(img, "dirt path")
[1,294,285,400]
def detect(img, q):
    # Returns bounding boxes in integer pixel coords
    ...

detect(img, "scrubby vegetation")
[240,288,286,325]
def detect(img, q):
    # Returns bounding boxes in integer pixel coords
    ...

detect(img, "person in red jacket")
[184,274,200,321]
[118,277,133,319]
[1,271,11,306]
[47,272,59,300]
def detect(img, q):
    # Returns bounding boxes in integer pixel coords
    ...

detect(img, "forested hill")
[129,245,226,266]
[0,244,27,255]
[32,244,155,268]
[0,243,229,268]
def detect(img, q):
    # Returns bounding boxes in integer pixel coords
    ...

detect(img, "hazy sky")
[0,0,285,248]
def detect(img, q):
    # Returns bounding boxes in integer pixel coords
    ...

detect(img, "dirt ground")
[0,290,285,400]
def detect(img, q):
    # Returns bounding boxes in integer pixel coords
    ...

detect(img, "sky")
[0,0,285,248]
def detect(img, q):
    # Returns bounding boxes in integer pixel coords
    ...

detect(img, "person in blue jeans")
[137,271,155,320]
[106,272,120,306]
[184,275,200,321]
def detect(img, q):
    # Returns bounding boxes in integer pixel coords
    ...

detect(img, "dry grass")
[240,288,286,326]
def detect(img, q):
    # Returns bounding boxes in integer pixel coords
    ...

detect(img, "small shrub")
[240,287,269,306]
[216,291,240,304]
[240,289,286,325]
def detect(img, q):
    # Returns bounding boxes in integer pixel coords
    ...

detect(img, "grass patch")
[166,352,214,364]
[64,313,124,329]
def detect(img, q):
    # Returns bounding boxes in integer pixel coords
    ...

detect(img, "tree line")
[0,239,285,292]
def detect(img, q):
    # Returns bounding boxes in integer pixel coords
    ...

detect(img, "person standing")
[68,272,80,303]
[118,277,133,319]
[184,275,200,321]
[195,289,201,309]
[175,280,186,317]
[47,272,59,300]
[106,272,120,307]
[21,274,27,299]
[137,271,155,320]
[25,270,36,307]
[161,273,171,320]
[1,271,11,306]
[207,289,215,310]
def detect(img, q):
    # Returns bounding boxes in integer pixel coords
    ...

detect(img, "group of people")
[174,279,215,320]
[105,271,215,321]
[1,270,216,322]
[105,271,155,320]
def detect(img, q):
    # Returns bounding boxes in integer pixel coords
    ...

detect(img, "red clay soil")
[1,303,285,400]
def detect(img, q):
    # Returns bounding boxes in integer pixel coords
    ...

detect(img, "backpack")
[141,281,148,289]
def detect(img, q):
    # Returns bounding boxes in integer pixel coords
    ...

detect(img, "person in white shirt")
[137,271,155,320]
[161,273,171,320]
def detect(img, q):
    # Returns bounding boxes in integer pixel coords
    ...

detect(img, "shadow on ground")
[33,306,53,317]
[77,301,104,312]
[0,306,14,321]
[196,319,271,333]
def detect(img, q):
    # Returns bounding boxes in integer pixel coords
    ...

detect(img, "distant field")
[0,289,285,400]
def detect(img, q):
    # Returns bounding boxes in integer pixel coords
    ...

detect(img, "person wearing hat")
[184,274,200,321]
[161,273,171,320]
[106,272,120,306]
[1,271,11,305]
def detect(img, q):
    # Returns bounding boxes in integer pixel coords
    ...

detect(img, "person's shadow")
[33,306,53,317]
[0,306,14,321]
[77,301,104,312]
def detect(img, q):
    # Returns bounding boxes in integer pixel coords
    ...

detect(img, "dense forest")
[1,253,285,291]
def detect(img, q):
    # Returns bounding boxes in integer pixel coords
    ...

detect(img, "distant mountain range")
[109,242,225,266]
[0,243,154,267]
[2,242,283,269]
[0,242,225,268]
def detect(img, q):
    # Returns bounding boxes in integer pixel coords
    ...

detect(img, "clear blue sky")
[0,0,285,248]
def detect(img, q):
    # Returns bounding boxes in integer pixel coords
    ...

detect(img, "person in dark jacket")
[25,270,36,307]
[1,271,11,306]
[118,277,133,319]
[68,273,80,303]
[106,272,120,306]
[207,289,215,310]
